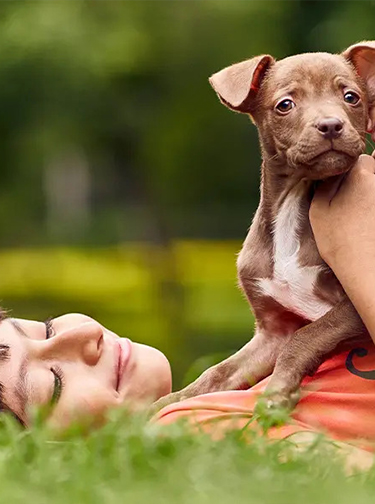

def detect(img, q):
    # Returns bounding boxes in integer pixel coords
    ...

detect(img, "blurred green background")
[1,0,374,386]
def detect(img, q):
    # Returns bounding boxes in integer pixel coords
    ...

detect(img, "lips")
[115,338,132,391]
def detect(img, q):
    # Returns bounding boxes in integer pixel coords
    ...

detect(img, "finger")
[312,176,344,206]
[352,154,375,175]
[367,118,374,133]
[368,107,375,139]
[369,123,375,143]
[372,149,375,160]
[338,155,375,194]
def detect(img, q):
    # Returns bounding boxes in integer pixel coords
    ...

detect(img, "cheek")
[27,366,53,406]
[270,115,301,147]
[348,108,367,132]
[51,382,119,429]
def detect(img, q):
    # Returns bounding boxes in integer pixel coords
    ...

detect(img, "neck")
[259,155,313,221]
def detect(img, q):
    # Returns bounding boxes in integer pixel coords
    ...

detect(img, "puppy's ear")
[343,41,375,134]
[209,55,274,115]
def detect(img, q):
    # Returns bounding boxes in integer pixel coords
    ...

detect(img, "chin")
[146,345,172,399]
[302,151,355,180]
[120,343,172,406]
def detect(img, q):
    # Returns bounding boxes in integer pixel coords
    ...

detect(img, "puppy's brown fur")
[152,42,375,414]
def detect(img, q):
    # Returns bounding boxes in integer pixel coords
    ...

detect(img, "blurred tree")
[0,1,372,245]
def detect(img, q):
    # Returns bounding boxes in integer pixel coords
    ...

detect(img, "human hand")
[309,154,375,270]
[367,106,375,142]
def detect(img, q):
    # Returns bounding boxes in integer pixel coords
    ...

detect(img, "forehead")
[266,52,361,94]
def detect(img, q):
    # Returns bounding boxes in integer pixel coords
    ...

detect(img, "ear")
[342,41,375,135]
[209,55,275,114]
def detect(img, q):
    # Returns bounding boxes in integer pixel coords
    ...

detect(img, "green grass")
[0,242,373,502]
[0,412,373,504]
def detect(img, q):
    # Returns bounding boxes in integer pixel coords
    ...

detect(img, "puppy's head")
[210,42,375,180]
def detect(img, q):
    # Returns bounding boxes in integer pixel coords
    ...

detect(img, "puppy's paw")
[147,391,183,419]
[265,389,300,411]
[254,389,300,429]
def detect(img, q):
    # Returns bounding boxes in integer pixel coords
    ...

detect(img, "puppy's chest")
[257,192,334,322]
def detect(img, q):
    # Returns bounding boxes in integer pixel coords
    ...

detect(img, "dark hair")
[0,310,25,427]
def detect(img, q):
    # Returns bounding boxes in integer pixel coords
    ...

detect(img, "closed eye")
[50,367,64,405]
[44,318,55,339]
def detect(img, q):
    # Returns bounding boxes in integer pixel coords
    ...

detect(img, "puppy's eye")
[275,99,295,114]
[344,91,360,105]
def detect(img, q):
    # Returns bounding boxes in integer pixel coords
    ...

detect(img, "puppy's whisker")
[267,153,280,163]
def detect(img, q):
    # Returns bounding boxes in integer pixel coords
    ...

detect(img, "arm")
[309,154,375,343]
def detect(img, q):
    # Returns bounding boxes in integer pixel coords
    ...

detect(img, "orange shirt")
[153,343,375,449]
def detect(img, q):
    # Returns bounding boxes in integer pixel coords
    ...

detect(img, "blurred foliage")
[0,1,374,245]
[0,410,367,504]
[0,1,374,384]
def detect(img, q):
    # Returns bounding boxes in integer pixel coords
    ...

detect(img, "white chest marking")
[258,187,333,321]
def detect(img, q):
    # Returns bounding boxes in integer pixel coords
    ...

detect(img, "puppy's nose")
[316,117,344,140]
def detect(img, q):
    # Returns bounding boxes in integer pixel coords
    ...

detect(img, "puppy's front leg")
[263,299,367,411]
[150,329,286,415]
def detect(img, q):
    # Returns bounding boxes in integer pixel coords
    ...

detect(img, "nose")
[36,322,104,366]
[316,117,344,140]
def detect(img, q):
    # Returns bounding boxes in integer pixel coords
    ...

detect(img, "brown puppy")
[152,42,375,414]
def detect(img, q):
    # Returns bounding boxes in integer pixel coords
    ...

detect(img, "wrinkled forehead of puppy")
[262,52,365,101]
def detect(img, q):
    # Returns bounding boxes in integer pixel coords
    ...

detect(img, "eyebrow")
[10,318,29,338]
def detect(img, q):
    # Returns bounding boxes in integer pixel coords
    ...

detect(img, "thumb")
[354,154,375,174]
